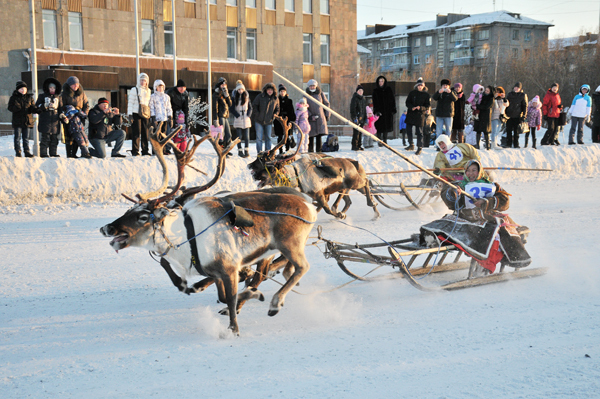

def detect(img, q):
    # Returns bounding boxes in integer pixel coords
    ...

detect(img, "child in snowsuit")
[8,80,37,157]
[149,79,173,154]
[64,105,91,158]
[295,98,311,154]
[35,77,64,157]
[526,95,542,148]
[364,101,379,148]
[171,110,191,152]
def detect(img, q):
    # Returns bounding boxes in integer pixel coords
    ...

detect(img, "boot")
[485,134,491,150]
[40,146,49,158]
[532,140,537,149]
[405,144,415,151]
[243,148,249,158]
[475,132,481,149]
[15,150,22,157]
[238,148,244,157]
[24,151,34,158]
[524,134,529,148]
[415,147,422,155]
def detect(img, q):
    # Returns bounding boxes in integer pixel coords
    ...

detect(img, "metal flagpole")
[207,0,212,124]
[134,0,140,78]
[29,0,39,156]
[172,0,177,86]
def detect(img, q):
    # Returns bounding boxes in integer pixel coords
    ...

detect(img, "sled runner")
[368,176,444,211]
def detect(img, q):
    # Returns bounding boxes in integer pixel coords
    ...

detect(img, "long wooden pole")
[272,70,476,200]
[368,167,554,175]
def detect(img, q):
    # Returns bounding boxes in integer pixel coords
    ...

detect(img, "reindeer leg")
[185,277,215,294]
[316,193,345,219]
[220,257,273,316]
[160,258,189,294]
[221,273,240,335]
[338,189,352,215]
[269,253,310,317]
[359,183,381,219]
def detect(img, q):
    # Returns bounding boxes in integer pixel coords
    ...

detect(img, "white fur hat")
[435,134,454,150]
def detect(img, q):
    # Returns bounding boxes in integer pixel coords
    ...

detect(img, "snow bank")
[1,134,599,206]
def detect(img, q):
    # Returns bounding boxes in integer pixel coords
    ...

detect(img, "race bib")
[464,182,496,209]
[444,147,464,165]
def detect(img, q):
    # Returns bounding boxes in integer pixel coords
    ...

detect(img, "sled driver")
[433,135,489,181]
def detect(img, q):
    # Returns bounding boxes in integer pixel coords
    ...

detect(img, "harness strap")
[183,210,207,276]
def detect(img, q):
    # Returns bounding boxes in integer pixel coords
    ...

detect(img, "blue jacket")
[399,113,407,130]
[570,85,592,118]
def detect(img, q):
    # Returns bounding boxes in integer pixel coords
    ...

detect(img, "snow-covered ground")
[2,130,600,398]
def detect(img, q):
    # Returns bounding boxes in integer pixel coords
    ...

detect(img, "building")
[1,0,357,126]
[358,11,552,84]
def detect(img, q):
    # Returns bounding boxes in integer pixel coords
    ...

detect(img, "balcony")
[453,57,473,66]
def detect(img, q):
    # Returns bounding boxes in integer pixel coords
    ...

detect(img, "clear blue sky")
[357,0,600,39]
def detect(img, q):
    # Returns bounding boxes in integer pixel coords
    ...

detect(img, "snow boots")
[405,144,415,151]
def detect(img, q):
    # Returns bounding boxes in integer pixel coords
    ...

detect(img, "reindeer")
[100,128,317,334]
[247,116,380,220]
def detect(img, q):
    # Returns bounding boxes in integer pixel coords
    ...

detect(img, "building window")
[413,54,420,64]
[68,12,84,50]
[227,0,237,6]
[246,0,256,7]
[320,83,330,101]
[449,51,455,61]
[265,0,275,9]
[367,42,372,51]
[42,10,58,49]
[414,37,420,47]
[320,34,330,65]
[366,58,372,71]
[303,33,312,63]
[285,0,294,11]
[511,48,519,58]
[164,22,173,55]
[210,0,217,3]
[321,0,329,14]
[477,47,489,59]
[142,19,154,54]
[512,30,519,40]
[303,0,311,13]
[227,27,237,59]
[246,28,256,60]
[425,53,432,63]
[524,30,531,42]
[524,48,531,57]
[426,36,432,46]
[477,29,489,40]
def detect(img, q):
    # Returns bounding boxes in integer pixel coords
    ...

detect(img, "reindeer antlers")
[263,115,289,162]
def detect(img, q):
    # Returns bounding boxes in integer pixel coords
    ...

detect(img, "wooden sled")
[369,177,443,211]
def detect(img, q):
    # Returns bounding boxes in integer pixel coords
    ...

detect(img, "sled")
[316,225,548,291]
[369,176,443,211]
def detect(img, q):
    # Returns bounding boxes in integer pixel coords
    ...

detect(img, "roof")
[359,10,553,41]
[357,44,370,54]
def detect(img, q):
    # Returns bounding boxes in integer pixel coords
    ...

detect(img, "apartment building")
[0,0,357,124]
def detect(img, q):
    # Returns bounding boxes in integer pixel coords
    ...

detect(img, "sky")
[357,0,600,39]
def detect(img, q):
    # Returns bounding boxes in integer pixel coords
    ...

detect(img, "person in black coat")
[166,79,190,123]
[350,85,367,151]
[404,77,431,155]
[451,83,466,143]
[273,84,296,153]
[474,86,495,150]
[8,81,37,157]
[372,75,397,145]
[212,77,233,150]
[88,98,126,158]
[592,86,600,143]
[432,78,458,137]
[504,82,528,148]
[35,77,64,157]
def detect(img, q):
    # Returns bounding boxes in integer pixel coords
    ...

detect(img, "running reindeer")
[100,127,317,335]
[248,116,380,220]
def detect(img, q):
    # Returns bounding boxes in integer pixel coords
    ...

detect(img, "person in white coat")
[127,73,152,156]
[568,84,592,145]
[230,81,252,157]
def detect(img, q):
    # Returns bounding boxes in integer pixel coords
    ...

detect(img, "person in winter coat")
[8,80,37,157]
[166,79,189,123]
[451,83,466,144]
[372,75,397,145]
[364,100,379,149]
[212,77,233,153]
[35,77,63,157]
[491,86,508,149]
[63,105,91,159]
[473,86,495,150]
[405,77,431,155]
[592,86,600,143]
[273,84,296,153]
[525,96,542,149]
[304,79,330,153]
[432,78,458,138]
[350,85,367,151]
[149,79,173,155]
[467,84,484,117]
[61,76,90,158]
[433,134,483,182]
[88,98,126,158]
[230,81,252,157]
[399,110,407,146]
[568,84,592,145]
[295,98,310,154]
[127,72,152,156]
[541,83,562,146]
[252,82,280,153]
[504,82,528,148]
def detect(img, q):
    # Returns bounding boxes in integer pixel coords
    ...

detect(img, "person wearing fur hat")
[252,82,280,153]
[35,77,63,157]
[304,79,330,152]
[473,86,495,150]
[61,75,90,158]
[372,75,397,145]
[405,77,431,154]
[433,134,484,181]
[350,85,367,150]
[213,77,233,153]
[149,79,173,154]
[541,83,562,146]
[592,85,600,143]
[568,84,592,145]
[8,80,37,157]
[273,83,296,153]
[127,72,152,155]
[451,83,466,144]
[526,95,542,149]
[295,97,311,154]
[491,87,508,149]
[504,82,528,148]
[166,79,189,124]
[230,81,252,157]
[432,78,458,140]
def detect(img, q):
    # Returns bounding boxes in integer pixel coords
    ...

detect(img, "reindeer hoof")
[219,307,230,316]
[338,213,347,220]
[259,293,265,302]
[268,309,279,317]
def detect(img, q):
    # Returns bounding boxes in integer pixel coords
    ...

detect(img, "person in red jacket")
[541,83,563,145]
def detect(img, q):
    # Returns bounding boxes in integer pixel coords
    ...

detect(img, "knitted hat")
[67,76,80,86]
[278,84,287,92]
[435,134,454,151]
[235,79,243,86]
[356,85,364,92]
[235,81,246,92]
[16,80,27,90]
[514,81,522,90]
[217,77,227,86]
[98,97,109,104]
[176,79,186,88]
[299,97,307,105]
[453,83,462,92]
[441,78,451,86]
[307,79,318,87]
